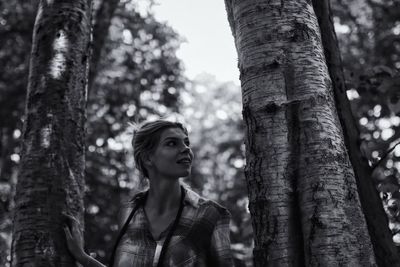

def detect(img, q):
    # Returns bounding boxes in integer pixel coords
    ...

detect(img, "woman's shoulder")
[122,190,147,207]
[183,186,231,219]
[118,190,148,227]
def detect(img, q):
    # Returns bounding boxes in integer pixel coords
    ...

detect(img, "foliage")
[180,74,253,265]
[332,0,400,245]
[0,1,37,264]
[2,0,399,265]
[81,0,186,263]
[0,0,186,264]
[0,1,254,266]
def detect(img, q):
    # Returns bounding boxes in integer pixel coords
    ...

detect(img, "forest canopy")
[1,0,399,266]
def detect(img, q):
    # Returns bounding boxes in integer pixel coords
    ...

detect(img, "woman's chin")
[179,170,191,178]
[181,171,191,177]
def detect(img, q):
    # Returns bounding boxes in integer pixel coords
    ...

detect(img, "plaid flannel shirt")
[113,186,233,267]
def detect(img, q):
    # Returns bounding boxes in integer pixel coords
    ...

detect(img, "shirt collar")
[182,186,201,208]
[133,185,201,209]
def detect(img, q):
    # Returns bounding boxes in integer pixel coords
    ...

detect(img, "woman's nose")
[180,143,191,152]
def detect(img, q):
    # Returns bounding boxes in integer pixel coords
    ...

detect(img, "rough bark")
[225,0,376,266]
[312,1,400,265]
[11,1,91,266]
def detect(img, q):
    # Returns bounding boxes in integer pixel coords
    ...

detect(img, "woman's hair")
[131,119,188,178]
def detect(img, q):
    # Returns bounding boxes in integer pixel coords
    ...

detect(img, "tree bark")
[311,1,400,265]
[225,0,376,265]
[11,1,91,266]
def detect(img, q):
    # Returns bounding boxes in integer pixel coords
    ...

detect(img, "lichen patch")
[49,30,68,79]
[40,125,52,148]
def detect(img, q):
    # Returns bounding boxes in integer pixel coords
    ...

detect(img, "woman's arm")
[63,214,106,267]
[208,209,233,267]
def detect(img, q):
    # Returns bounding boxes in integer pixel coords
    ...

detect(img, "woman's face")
[147,127,194,180]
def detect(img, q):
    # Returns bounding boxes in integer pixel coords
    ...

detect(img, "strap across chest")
[109,187,185,267]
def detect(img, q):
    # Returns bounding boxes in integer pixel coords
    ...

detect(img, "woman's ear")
[143,153,152,167]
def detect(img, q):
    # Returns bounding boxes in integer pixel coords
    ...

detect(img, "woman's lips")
[176,158,191,164]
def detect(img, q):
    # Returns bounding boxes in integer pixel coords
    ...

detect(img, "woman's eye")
[166,141,176,146]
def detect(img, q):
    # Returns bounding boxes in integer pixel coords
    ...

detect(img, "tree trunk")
[312,1,400,266]
[11,1,91,266]
[225,0,376,265]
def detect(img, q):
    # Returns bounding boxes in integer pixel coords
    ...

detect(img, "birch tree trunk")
[312,0,400,265]
[11,1,91,266]
[225,0,377,265]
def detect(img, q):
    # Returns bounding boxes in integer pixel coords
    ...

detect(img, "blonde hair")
[131,119,188,178]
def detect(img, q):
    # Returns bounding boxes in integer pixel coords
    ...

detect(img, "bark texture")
[225,0,377,266]
[11,1,91,266]
[312,0,400,266]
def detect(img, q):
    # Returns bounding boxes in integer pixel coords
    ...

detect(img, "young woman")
[64,119,232,267]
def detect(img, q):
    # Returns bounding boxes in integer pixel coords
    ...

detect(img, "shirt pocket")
[114,245,149,267]
[117,241,147,256]
[175,255,199,267]
[165,237,200,266]
[113,249,134,267]
[168,235,184,247]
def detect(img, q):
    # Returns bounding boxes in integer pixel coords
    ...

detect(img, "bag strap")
[109,192,147,267]
[157,186,185,267]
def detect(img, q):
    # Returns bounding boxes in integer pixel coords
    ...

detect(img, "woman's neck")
[146,179,182,214]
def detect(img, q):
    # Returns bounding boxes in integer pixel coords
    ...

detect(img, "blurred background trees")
[0,0,399,266]
[331,0,400,247]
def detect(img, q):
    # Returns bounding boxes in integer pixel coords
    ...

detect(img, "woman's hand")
[63,213,87,263]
